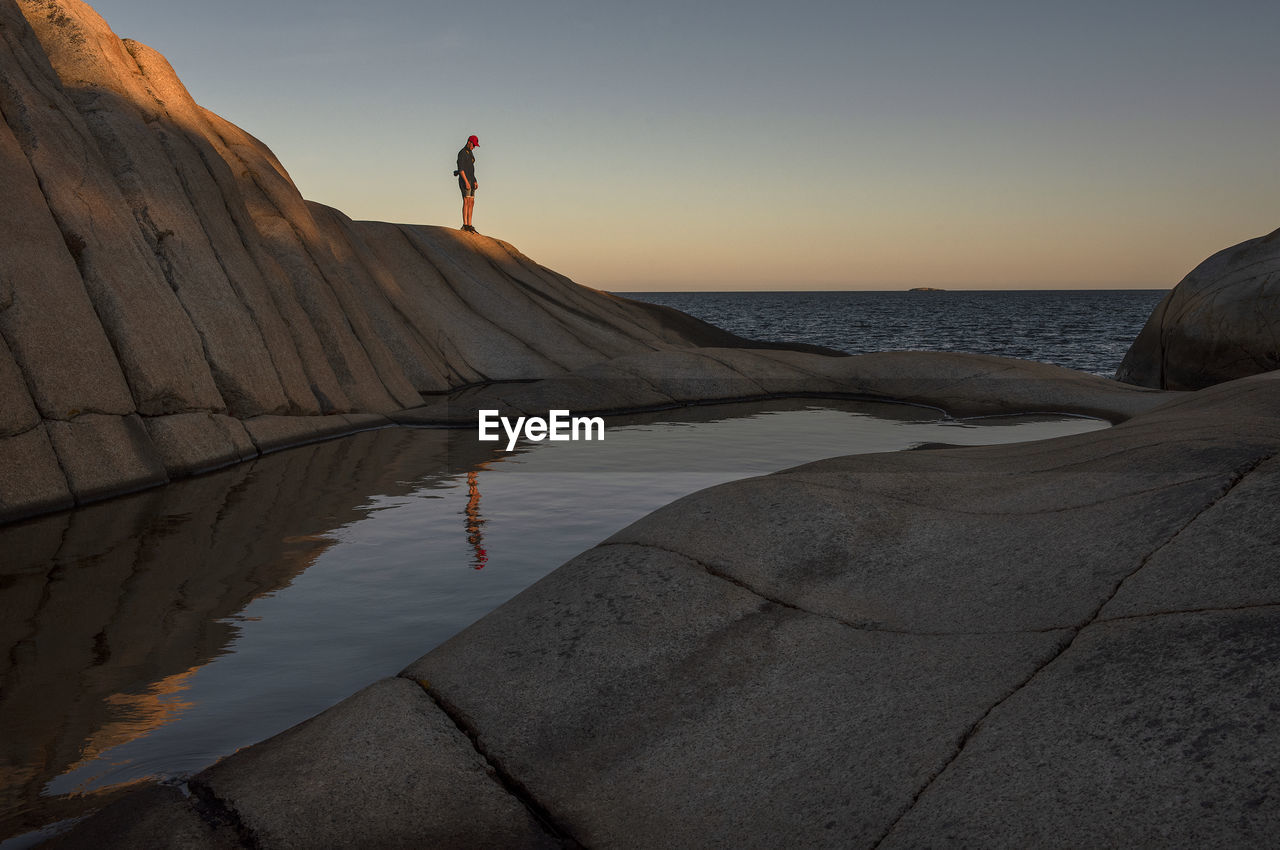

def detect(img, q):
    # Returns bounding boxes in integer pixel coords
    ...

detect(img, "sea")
[621,289,1168,378]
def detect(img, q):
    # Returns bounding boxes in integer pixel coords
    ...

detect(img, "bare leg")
[463,196,475,228]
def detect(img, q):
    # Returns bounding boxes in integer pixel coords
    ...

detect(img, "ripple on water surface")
[0,399,1108,842]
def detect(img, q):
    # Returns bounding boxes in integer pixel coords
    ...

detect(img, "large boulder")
[1116,227,1280,389]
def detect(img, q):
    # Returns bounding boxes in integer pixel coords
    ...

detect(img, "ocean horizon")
[623,288,1168,377]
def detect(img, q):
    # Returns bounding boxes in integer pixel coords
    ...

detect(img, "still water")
[0,399,1108,840]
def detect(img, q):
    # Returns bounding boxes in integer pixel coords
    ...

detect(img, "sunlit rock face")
[1117,227,1280,390]
[0,0,788,522]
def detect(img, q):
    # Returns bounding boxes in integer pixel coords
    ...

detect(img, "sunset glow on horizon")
[92,0,1280,291]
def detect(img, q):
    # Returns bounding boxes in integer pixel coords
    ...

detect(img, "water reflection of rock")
[0,427,499,838]
[5,399,881,837]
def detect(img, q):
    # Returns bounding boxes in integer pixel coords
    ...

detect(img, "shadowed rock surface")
[0,0,836,525]
[0,428,513,840]
[392,348,1170,428]
[1117,226,1280,390]
[45,370,1279,848]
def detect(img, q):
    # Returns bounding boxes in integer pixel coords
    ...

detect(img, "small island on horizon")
[909,286,947,292]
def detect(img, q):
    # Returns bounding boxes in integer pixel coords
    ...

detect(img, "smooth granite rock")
[33,5,295,419]
[0,333,38,438]
[266,201,425,414]
[1117,226,1280,390]
[797,349,1170,419]
[122,37,322,417]
[339,412,395,431]
[879,608,1280,849]
[603,384,1278,635]
[142,413,259,477]
[195,677,561,850]
[305,208,455,394]
[330,220,510,386]
[1099,452,1280,618]
[405,545,1071,849]
[0,91,134,421]
[393,376,1280,848]
[43,785,241,850]
[11,0,227,415]
[604,470,1232,634]
[43,413,168,503]
[186,108,353,415]
[0,425,72,522]
[393,349,1171,427]
[240,413,372,454]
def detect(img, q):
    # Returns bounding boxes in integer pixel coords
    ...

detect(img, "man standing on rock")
[457,135,479,233]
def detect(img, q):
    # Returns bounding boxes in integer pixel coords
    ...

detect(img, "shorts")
[459,179,476,198]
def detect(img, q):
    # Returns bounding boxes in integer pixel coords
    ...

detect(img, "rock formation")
[1117,226,1280,389]
[47,367,1280,849]
[8,1,1280,847]
[0,0,827,525]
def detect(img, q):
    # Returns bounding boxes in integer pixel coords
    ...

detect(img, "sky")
[88,0,1280,291]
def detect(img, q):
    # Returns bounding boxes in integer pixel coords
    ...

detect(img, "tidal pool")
[0,399,1107,842]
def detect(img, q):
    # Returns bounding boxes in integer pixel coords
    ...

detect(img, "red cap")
[468,135,480,147]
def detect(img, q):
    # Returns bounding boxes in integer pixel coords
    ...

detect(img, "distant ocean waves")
[624,290,1167,377]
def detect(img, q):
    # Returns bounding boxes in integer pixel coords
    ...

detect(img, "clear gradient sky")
[91,0,1280,291]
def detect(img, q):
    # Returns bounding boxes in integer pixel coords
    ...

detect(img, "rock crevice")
[405,676,585,849]
[872,448,1273,848]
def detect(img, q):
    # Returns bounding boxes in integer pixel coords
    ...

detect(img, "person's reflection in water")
[465,470,487,569]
